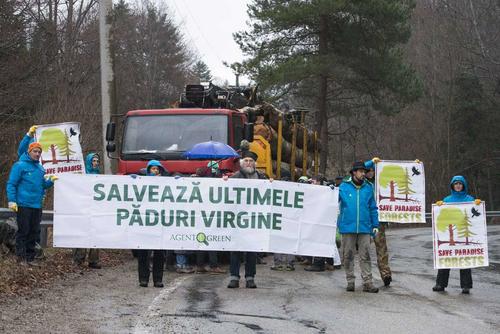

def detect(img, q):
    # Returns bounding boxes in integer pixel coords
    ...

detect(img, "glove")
[436,200,444,206]
[129,174,138,179]
[372,228,379,235]
[28,125,38,137]
[474,199,481,205]
[415,159,421,164]
[47,175,59,182]
[372,157,381,164]
[223,175,229,181]
[174,175,182,179]
[8,202,18,212]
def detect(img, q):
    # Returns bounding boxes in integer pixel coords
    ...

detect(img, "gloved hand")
[174,175,182,179]
[474,199,481,205]
[8,202,18,212]
[436,200,444,206]
[28,125,38,137]
[129,174,138,179]
[372,228,379,236]
[46,175,58,182]
[372,157,381,164]
[415,159,421,164]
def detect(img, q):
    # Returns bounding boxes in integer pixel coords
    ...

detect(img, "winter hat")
[28,142,42,152]
[207,161,219,173]
[350,161,368,173]
[298,176,309,183]
[241,150,258,161]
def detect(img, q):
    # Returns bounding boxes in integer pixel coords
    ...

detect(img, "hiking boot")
[256,257,267,265]
[88,263,101,269]
[333,265,342,269]
[432,285,445,292]
[285,265,295,271]
[300,259,311,265]
[246,280,257,289]
[154,282,164,288]
[363,284,379,293]
[346,283,355,292]
[270,265,285,271]
[176,266,194,274]
[194,265,207,273]
[383,276,392,287]
[27,260,41,267]
[139,281,148,287]
[227,280,239,288]
[325,264,335,271]
[462,288,470,294]
[304,265,325,272]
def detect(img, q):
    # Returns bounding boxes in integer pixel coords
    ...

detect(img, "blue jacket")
[338,177,379,234]
[18,134,34,158]
[443,175,474,203]
[85,153,101,174]
[6,153,54,209]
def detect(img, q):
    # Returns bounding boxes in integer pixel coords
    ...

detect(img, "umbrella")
[183,141,240,159]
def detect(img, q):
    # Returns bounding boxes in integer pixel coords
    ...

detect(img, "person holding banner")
[365,158,393,287]
[73,153,102,269]
[338,161,380,293]
[225,150,267,289]
[433,175,481,294]
[135,160,167,287]
[7,142,57,265]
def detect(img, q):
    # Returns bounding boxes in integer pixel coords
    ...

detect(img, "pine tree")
[398,167,417,201]
[457,209,475,245]
[58,130,76,162]
[193,61,212,83]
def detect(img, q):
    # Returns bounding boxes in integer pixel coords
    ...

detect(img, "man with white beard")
[225,150,267,289]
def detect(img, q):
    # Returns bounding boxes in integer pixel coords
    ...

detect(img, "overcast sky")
[168,0,252,85]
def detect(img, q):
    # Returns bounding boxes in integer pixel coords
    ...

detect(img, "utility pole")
[99,0,114,174]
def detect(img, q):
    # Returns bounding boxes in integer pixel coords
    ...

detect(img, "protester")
[7,142,56,266]
[305,175,335,272]
[433,175,481,294]
[135,160,167,287]
[364,157,392,286]
[338,161,380,293]
[73,153,102,269]
[271,170,295,271]
[194,161,226,274]
[225,150,267,289]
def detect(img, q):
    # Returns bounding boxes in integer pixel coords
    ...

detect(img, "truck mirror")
[244,123,254,142]
[106,122,116,141]
[106,142,116,153]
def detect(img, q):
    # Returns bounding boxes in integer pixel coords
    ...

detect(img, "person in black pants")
[135,160,169,287]
[433,175,480,294]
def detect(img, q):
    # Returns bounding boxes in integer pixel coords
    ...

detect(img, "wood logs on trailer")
[239,103,319,170]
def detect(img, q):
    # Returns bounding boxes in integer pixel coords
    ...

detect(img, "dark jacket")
[230,170,267,179]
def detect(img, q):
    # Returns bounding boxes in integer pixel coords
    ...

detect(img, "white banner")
[35,122,85,175]
[432,202,488,269]
[53,174,339,258]
[375,160,426,223]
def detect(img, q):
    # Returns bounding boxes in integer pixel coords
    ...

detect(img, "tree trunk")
[390,181,395,201]
[317,15,329,175]
[448,224,455,246]
[50,144,57,164]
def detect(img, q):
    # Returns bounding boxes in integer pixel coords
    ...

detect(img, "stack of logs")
[239,102,319,171]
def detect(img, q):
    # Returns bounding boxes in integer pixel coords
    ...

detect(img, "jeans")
[176,254,188,267]
[16,207,42,261]
[229,252,256,280]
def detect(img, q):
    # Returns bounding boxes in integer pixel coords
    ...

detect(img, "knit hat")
[28,142,42,152]
[241,150,258,161]
[207,160,219,173]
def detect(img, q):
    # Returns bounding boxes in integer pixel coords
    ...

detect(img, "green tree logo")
[379,165,417,202]
[436,207,480,247]
[38,128,76,165]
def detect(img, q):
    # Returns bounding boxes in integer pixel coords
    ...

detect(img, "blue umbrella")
[183,141,240,159]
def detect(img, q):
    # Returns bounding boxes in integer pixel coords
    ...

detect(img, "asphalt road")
[1,226,499,334]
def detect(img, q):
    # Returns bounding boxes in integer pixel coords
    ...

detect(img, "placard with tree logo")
[432,202,488,269]
[375,160,425,223]
[35,122,85,175]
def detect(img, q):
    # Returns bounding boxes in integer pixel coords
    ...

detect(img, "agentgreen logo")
[196,232,209,245]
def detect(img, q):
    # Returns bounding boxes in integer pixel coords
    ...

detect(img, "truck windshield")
[122,114,228,154]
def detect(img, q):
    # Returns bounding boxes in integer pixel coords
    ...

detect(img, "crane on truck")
[105,83,320,179]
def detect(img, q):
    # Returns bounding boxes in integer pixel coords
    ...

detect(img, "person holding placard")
[433,175,481,294]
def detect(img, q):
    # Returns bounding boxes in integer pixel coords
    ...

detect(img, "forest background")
[1,0,498,210]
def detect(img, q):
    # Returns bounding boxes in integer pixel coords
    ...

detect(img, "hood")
[449,175,469,196]
[146,160,167,176]
[85,153,100,174]
[20,152,40,164]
